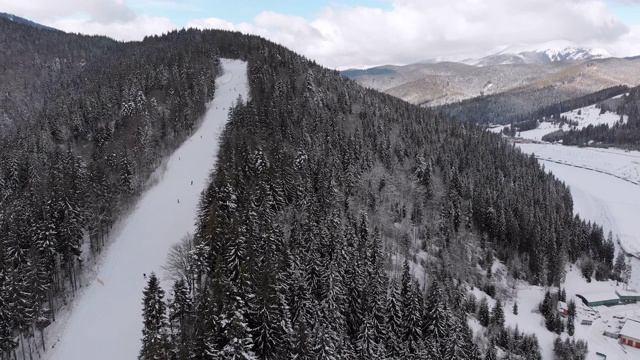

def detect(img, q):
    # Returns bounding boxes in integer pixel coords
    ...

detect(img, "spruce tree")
[385,279,404,358]
[140,273,170,360]
[168,279,192,360]
[191,288,217,360]
[478,297,490,327]
[567,315,575,336]
[484,340,498,360]
[423,278,449,355]
[568,299,576,317]
[490,299,505,328]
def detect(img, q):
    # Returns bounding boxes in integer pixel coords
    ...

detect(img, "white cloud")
[187,0,638,69]
[0,0,135,23]
[589,24,640,58]
[48,14,177,42]
[0,0,178,41]
[2,0,639,67]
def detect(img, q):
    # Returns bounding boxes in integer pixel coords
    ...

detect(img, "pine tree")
[478,297,490,327]
[251,255,285,360]
[512,302,518,315]
[191,288,218,360]
[140,273,170,360]
[0,269,18,354]
[220,308,257,360]
[484,340,498,360]
[554,313,564,334]
[385,279,404,358]
[423,278,449,355]
[119,152,135,196]
[168,279,192,360]
[613,251,627,282]
[490,299,505,329]
[357,313,382,359]
[567,314,575,336]
[402,282,424,356]
[539,290,552,317]
[568,299,576,317]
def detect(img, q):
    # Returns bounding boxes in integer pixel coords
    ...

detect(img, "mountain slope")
[346,56,640,108]
[555,85,640,147]
[45,59,247,360]
[0,24,618,360]
[0,12,57,31]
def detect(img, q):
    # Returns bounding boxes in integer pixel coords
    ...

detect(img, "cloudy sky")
[2,0,640,69]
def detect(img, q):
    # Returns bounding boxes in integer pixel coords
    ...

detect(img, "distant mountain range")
[463,40,610,66]
[342,40,639,110]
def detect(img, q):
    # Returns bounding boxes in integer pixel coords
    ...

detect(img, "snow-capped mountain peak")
[498,40,610,61]
[462,40,610,66]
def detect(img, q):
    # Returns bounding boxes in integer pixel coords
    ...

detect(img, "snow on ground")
[488,101,626,141]
[511,142,640,359]
[469,282,556,360]
[563,269,640,360]
[518,143,640,186]
[516,121,562,141]
[519,104,625,141]
[43,59,248,360]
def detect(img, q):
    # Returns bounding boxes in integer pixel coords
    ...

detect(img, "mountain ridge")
[0,12,58,31]
[468,40,610,66]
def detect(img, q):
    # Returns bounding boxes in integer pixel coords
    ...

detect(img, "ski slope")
[44,59,248,360]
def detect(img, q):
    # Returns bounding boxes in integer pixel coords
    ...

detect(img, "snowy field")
[43,59,248,360]
[512,142,640,359]
[518,143,640,185]
[490,100,627,141]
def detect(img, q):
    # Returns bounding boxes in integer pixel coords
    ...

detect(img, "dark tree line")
[437,84,628,125]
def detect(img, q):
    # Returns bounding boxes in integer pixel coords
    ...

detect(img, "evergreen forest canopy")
[0,19,616,359]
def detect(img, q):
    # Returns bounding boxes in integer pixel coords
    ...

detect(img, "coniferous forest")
[437,84,628,126]
[0,18,618,360]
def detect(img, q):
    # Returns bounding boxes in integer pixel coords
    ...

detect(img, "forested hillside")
[0,20,616,359]
[140,30,613,359]
[552,86,640,148]
[436,84,628,125]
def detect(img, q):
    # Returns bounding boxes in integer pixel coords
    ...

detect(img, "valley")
[347,57,640,109]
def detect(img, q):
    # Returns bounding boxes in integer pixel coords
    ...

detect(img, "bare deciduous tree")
[163,233,195,292]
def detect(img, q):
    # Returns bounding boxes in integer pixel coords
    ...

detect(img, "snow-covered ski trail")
[44,59,248,360]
